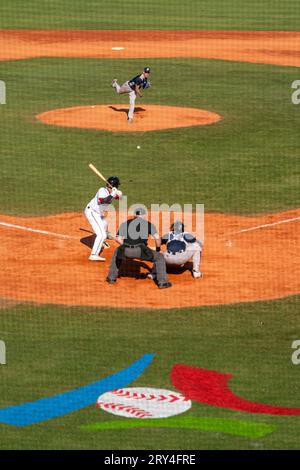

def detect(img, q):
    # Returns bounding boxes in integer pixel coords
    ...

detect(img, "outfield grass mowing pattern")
[0,1,299,30]
[0,58,299,215]
[0,1,299,450]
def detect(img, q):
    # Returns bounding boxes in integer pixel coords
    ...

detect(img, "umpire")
[107,208,172,289]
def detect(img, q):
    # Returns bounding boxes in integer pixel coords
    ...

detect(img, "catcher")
[148,221,203,280]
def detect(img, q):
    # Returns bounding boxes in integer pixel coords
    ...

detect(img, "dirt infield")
[0,209,299,309]
[1,29,299,309]
[1,30,300,67]
[37,104,222,132]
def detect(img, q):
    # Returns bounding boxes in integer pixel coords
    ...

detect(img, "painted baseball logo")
[97,387,192,419]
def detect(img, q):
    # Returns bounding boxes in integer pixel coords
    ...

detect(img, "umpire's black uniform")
[107,209,171,289]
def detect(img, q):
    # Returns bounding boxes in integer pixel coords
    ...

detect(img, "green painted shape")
[82,416,276,439]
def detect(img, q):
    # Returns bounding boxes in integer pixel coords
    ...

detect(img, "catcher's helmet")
[170,220,184,234]
[144,66,151,73]
[107,176,120,188]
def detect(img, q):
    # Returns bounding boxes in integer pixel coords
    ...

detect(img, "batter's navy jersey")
[128,73,148,90]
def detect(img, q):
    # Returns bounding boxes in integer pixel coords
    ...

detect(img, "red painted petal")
[171,364,300,416]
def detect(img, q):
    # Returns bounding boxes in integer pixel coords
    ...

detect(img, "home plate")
[111,47,125,51]
[97,387,191,419]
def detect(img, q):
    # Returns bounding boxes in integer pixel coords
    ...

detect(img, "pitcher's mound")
[37,104,222,132]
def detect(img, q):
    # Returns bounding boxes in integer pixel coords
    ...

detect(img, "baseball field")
[0,0,300,450]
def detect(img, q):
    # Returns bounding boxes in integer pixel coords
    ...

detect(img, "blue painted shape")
[0,354,154,426]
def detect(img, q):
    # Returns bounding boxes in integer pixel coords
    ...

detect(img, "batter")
[84,176,122,261]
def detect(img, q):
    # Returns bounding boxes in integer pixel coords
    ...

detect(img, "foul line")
[1,215,299,242]
[221,216,300,239]
[0,221,77,240]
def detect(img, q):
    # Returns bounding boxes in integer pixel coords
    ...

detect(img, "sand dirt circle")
[1,30,300,309]
[0,210,299,309]
[37,104,222,132]
[1,30,300,67]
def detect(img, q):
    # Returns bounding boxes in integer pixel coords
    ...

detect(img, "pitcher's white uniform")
[113,80,137,121]
[112,67,151,122]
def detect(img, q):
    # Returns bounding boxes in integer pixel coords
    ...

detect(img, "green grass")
[0,0,299,30]
[0,296,299,449]
[0,58,299,215]
[0,14,299,451]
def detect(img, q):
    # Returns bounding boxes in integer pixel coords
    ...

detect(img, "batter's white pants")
[84,206,108,256]
[114,81,136,120]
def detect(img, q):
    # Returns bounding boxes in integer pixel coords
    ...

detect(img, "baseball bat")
[88,163,112,187]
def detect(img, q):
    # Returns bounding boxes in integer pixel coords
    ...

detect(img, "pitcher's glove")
[143,81,151,89]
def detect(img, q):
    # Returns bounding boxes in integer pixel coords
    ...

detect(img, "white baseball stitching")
[97,401,153,418]
[112,389,189,403]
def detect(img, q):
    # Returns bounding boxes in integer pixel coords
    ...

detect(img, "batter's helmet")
[107,176,120,188]
[170,220,184,234]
